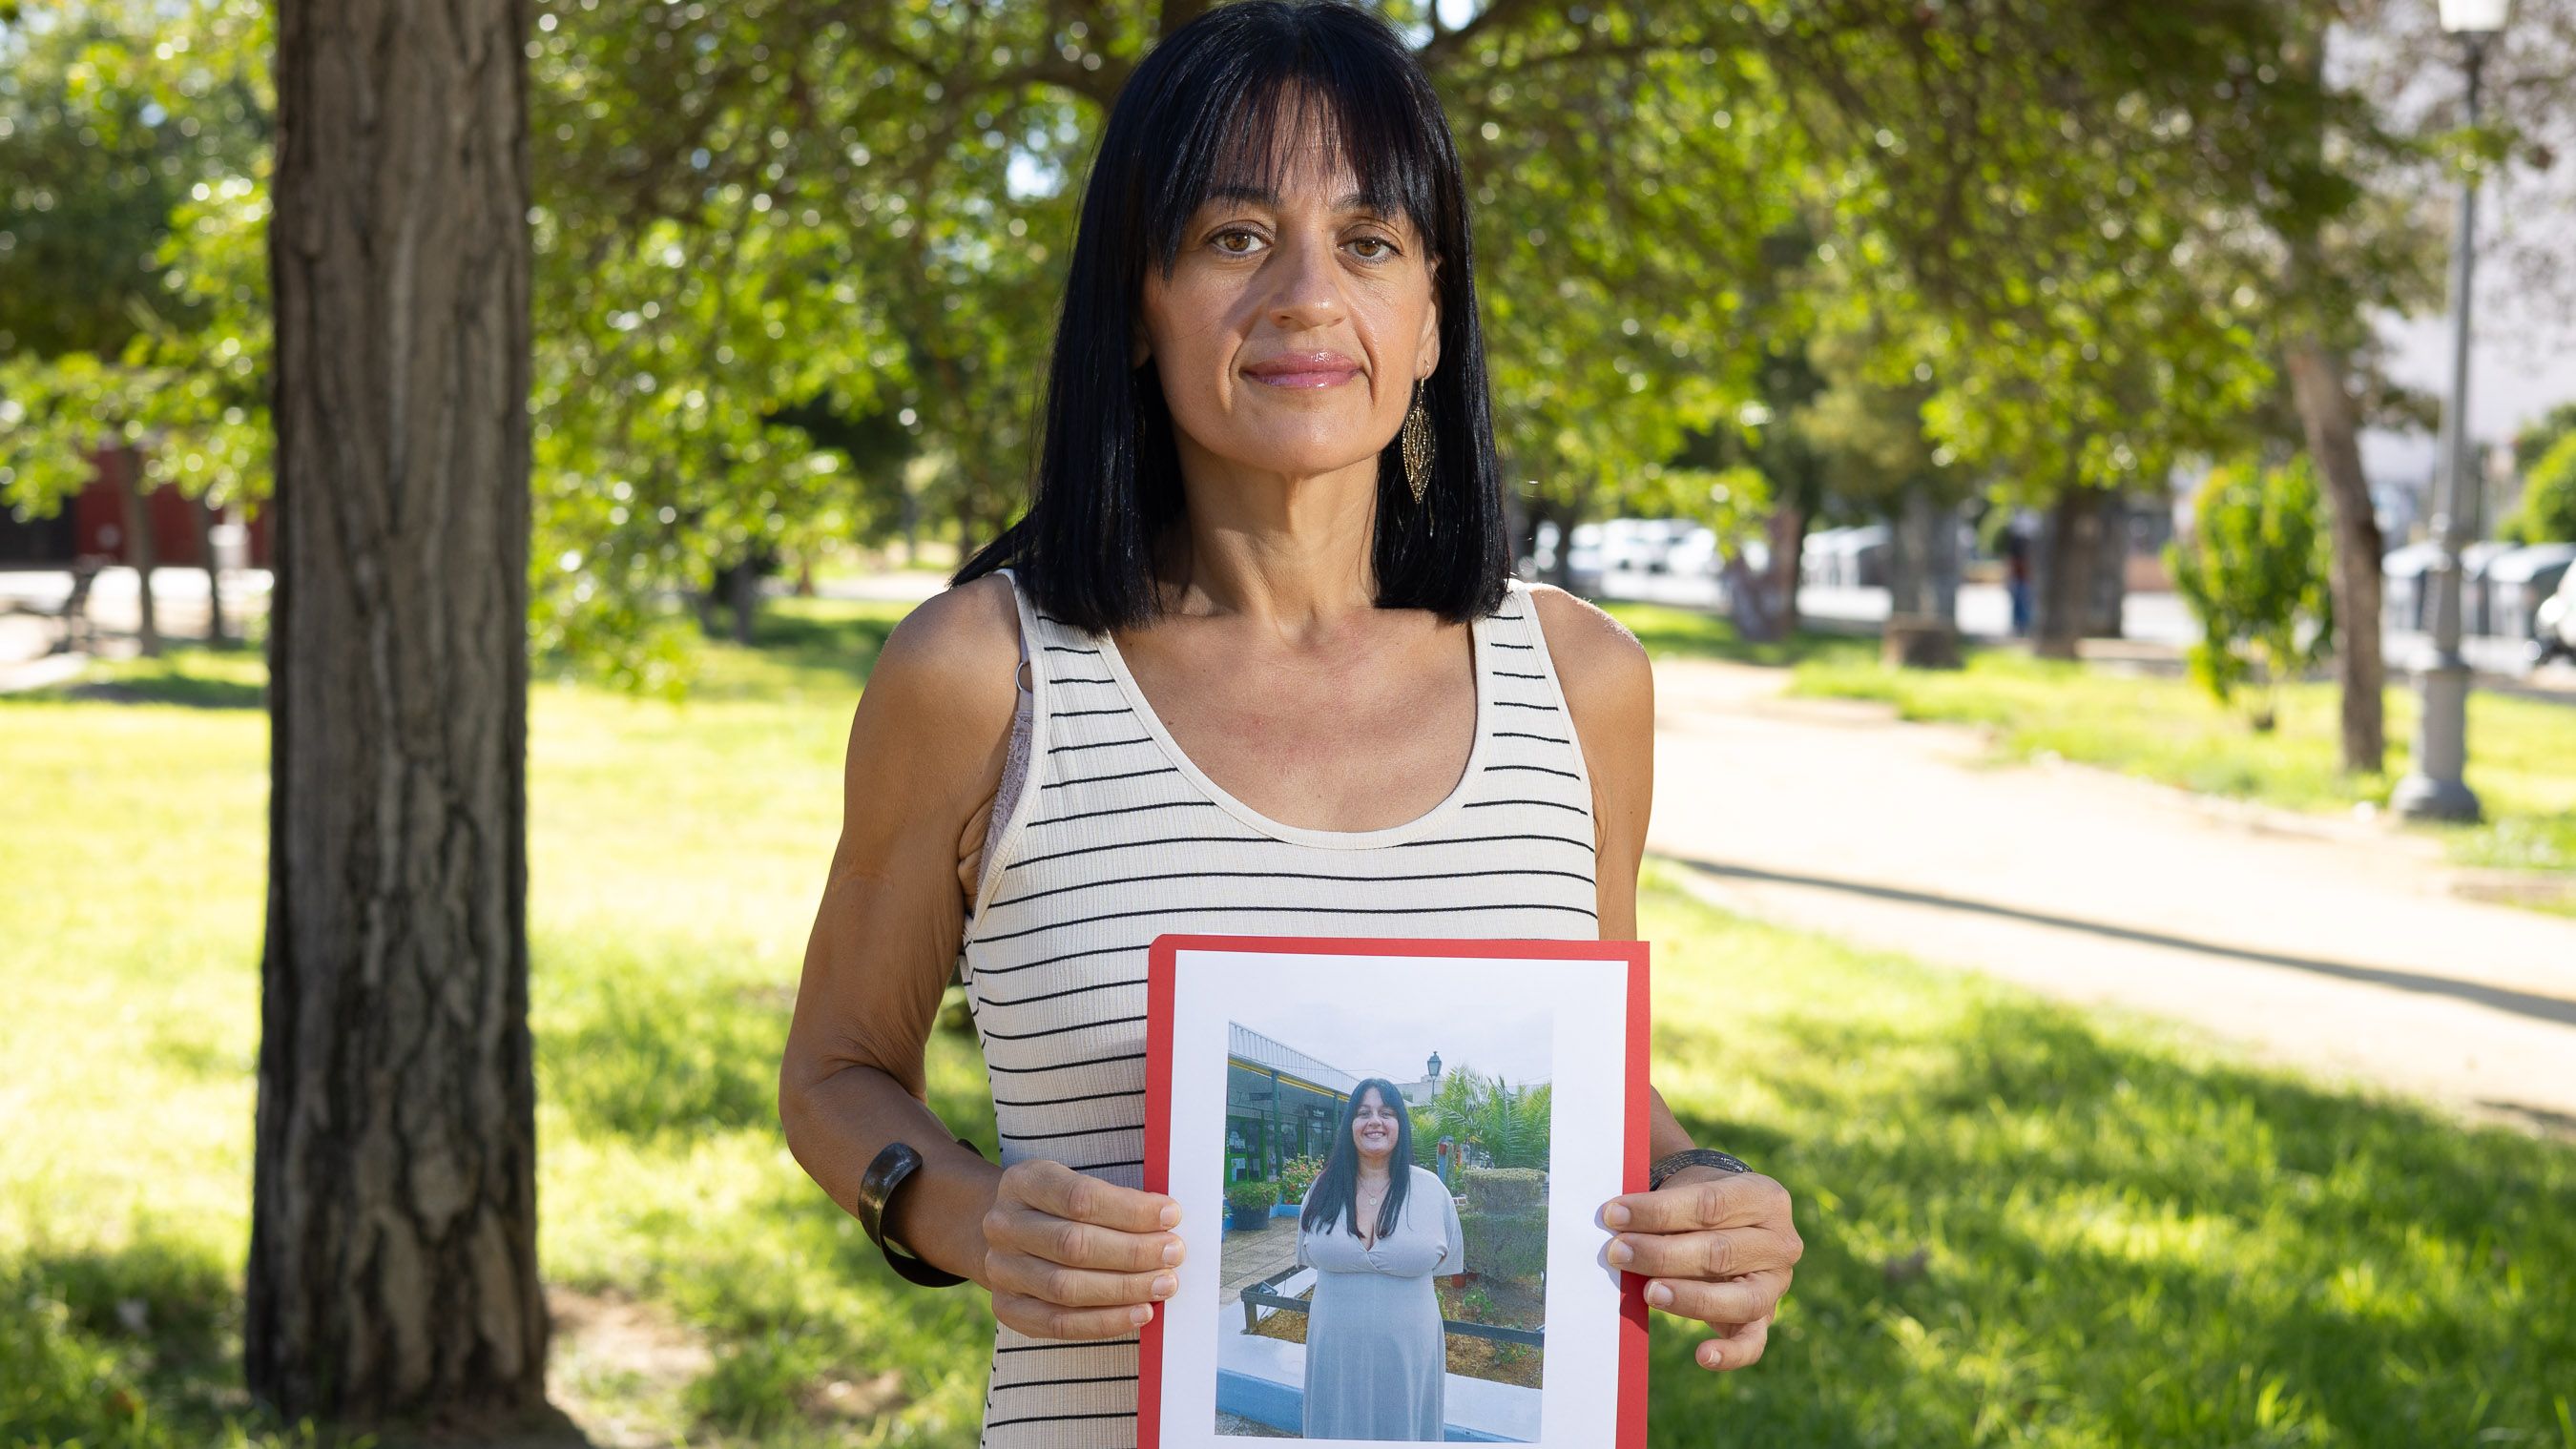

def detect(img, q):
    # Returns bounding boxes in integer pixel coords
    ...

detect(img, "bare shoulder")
[1520,582,1653,915]
[841,571,1023,817]
[1522,581,1652,736]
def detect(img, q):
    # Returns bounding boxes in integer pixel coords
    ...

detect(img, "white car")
[2534,566,2576,668]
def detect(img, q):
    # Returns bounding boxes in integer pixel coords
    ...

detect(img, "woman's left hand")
[1599,1167,1801,1371]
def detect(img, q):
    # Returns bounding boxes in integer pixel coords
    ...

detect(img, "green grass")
[1786,645,2576,885]
[6,599,2573,1447]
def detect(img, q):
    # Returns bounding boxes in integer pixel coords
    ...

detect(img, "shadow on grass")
[0,1235,321,1447]
[539,970,794,1145]
[1652,993,2576,1446]
[1,645,267,710]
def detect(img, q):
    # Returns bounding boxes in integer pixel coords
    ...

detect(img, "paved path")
[1645,657,2576,1139]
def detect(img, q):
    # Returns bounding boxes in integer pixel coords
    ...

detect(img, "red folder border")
[1139,932,1652,1447]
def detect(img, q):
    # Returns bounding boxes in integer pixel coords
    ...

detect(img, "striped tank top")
[957,565,1601,1447]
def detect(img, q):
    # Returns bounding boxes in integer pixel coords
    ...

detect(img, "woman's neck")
[1356,1157,1393,1183]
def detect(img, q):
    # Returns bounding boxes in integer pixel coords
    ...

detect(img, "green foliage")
[2167,455,2337,731]
[2502,431,2576,546]
[0,0,273,525]
[1422,1066,1552,1171]
[2510,401,2576,476]
[1226,1178,1279,1215]
[1461,1167,1545,1215]
[1460,1207,1549,1287]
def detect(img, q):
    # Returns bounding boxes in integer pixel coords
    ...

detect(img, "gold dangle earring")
[1401,374,1435,505]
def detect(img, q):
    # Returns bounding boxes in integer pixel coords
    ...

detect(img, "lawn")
[5,599,2572,1447]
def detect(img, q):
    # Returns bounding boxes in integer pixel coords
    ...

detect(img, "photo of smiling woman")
[1294,1078,1466,1440]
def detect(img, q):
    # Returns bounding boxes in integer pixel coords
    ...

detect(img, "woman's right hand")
[981,1158,1186,1338]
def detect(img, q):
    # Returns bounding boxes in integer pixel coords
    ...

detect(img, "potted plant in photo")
[1226,1176,1278,1231]
[1276,1153,1322,1216]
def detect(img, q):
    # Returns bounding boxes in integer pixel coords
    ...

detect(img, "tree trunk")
[2031,486,2104,660]
[728,547,770,645]
[200,496,231,644]
[113,445,162,656]
[2085,491,2127,638]
[2283,333,2387,775]
[254,0,545,1429]
[1764,501,1806,635]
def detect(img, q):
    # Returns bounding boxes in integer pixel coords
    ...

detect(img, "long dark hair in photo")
[949,0,1512,634]
[1300,1078,1416,1241]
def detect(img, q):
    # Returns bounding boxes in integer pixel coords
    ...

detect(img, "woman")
[1294,1080,1465,1440]
[776,4,1802,1445]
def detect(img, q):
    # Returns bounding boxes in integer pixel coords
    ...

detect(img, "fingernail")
[1153,1274,1176,1297]
[1162,1239,1182,1266]
[1606,1240,1633,1267]
[1159,1203,1181,1229]
[1699,1343,1720,1368]
[1603,1203,1631,1229]
[1132,1304,1154,1326]
[1646,1281,1673,1308]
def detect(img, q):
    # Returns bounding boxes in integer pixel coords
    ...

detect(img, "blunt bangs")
[953,0,1512,634]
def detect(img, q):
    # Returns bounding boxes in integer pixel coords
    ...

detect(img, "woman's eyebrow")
[1203,183,1386,214]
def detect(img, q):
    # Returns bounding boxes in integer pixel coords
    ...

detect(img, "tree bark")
[2031,486,2104,660]
[2085,491,2128,639]
[253,0,544,1428]
[1764,501,1806,636]
[113,445,162,656]
[2283,333,2387,775]
[199,495,231,644]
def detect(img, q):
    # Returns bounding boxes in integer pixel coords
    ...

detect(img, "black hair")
[1299,1077,1417,1241]
[951,0,1511,633]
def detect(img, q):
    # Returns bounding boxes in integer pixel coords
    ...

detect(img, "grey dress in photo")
[1295,1164,1469,1440]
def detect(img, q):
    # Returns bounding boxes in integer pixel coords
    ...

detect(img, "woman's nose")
[1262,234,1346,330]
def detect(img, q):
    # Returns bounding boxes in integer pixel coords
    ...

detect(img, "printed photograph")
[1211,1004,1554,1441]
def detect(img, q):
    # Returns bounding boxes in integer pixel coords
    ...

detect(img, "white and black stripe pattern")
[958,567,1600,1448]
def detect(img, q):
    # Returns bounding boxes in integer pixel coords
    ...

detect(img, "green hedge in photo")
[1463,1167,1545,1214]
[1462,1207,1549,1285]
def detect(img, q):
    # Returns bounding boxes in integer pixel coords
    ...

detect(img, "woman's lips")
[1245,365,1361,388]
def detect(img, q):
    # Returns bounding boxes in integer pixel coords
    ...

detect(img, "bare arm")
[778,573,1022,1278]
[777,575,1185,1335]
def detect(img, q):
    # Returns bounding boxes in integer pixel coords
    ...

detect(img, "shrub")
[2165,454,2335,732]
[1277,1153,1323,1204]
[1226,1178,1278,1215]
[2503,431,2576,546]
[1463,1207,1549,1282]
[1462,1167,1545,1214]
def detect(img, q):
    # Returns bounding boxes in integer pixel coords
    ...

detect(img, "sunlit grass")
[6,598,2572,1446]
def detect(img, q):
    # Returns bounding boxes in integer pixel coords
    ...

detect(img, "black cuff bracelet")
[858,1136,984,1288]
[1649,1146,1753,1191]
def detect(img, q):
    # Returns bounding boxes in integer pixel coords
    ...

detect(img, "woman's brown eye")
[1214,229,1257,254]
[1352,237,1396,259]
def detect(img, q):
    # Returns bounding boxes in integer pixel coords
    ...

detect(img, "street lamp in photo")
[2393,0,2509,823]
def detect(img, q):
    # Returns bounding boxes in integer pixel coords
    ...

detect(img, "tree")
[2503,430,2576,545]
[0,0,274,651]
[2168,455,2337,731]
[249,0,546,1426]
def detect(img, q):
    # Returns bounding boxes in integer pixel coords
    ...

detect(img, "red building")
[0,444,270,569]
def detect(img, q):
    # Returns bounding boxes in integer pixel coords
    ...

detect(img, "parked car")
[2485,543,2576,643]
[1662,526,1720,578]
[2534,565,2576,669]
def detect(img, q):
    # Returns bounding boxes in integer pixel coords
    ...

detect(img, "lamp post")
[2393,0,2509,823]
